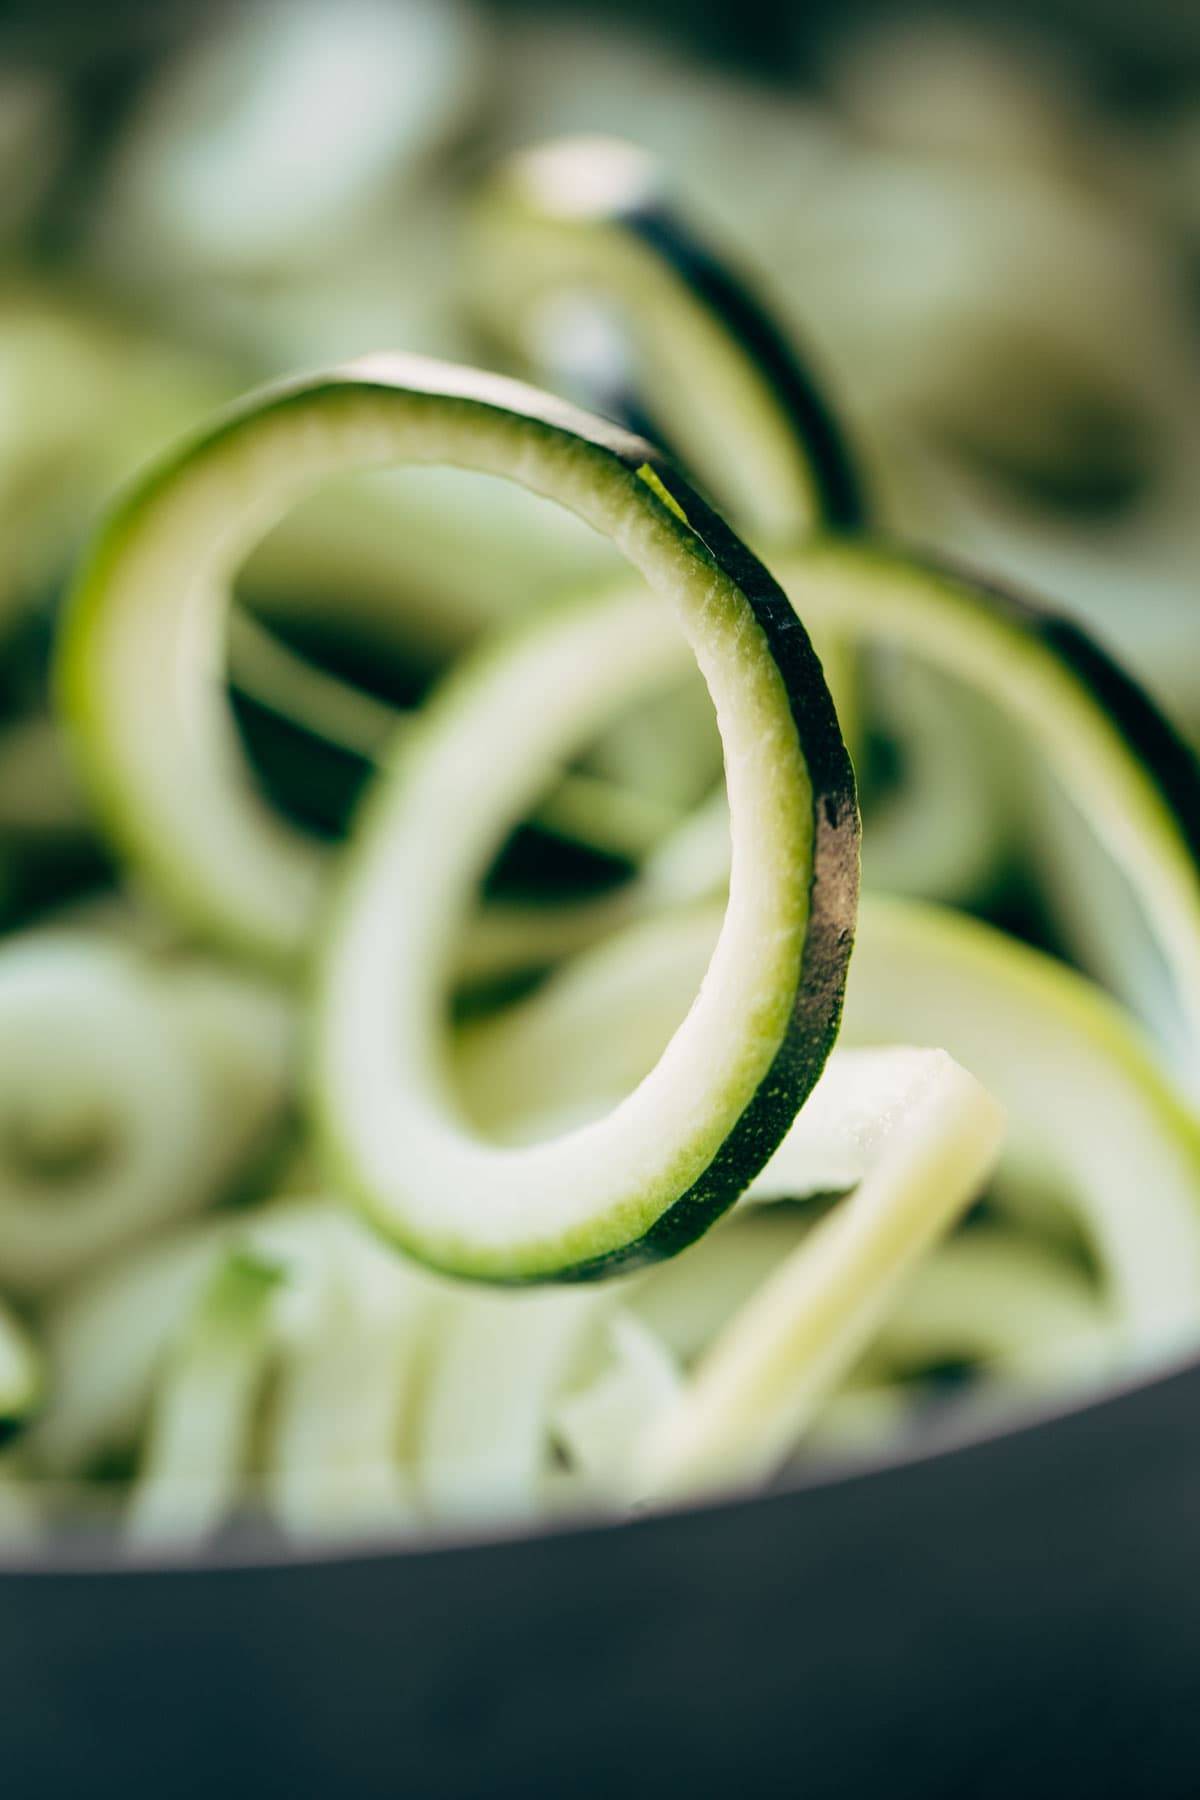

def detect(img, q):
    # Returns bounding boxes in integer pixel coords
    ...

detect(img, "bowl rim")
[3,1325,1196,1582]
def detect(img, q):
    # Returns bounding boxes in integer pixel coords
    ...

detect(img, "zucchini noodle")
[128,1247,284,1550]
[630,1218,1115,1401]
[264,1207,432,1543]
[0,936,229,1294]
[632,1048,1004,1498]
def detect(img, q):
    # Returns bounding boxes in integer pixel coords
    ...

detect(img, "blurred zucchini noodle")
[0,933,294,1296]
[92,0,486,286]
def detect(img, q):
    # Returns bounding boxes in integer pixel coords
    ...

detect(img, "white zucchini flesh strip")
[33,1227,225,1478]
[748,1047,973,1201]
[551,1312,683,1502]
[0,1300,41,1426]
[417,1287,616,1524]
[263,1213,433,1543]
[0,936,217,1294]
[634,1050,1004,1501]
[34,1201,410,1489]
[127,1248,284,1551]
[120,1205,375,1554]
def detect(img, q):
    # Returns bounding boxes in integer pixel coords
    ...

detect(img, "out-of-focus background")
[0,0,1196,971]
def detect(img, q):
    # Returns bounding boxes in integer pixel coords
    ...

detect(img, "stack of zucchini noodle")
[1,8,1199,1553]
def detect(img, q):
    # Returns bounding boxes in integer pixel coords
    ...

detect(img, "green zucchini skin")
[618,201,869,536]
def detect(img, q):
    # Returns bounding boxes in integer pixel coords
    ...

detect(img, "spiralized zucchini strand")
[551,1312,682,1501]
[265,1213,433,1543]
[319,576,851,1280]
[634,1050,1004,1500]
[417,1287,615,1524]
[127,1248,284,1550]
